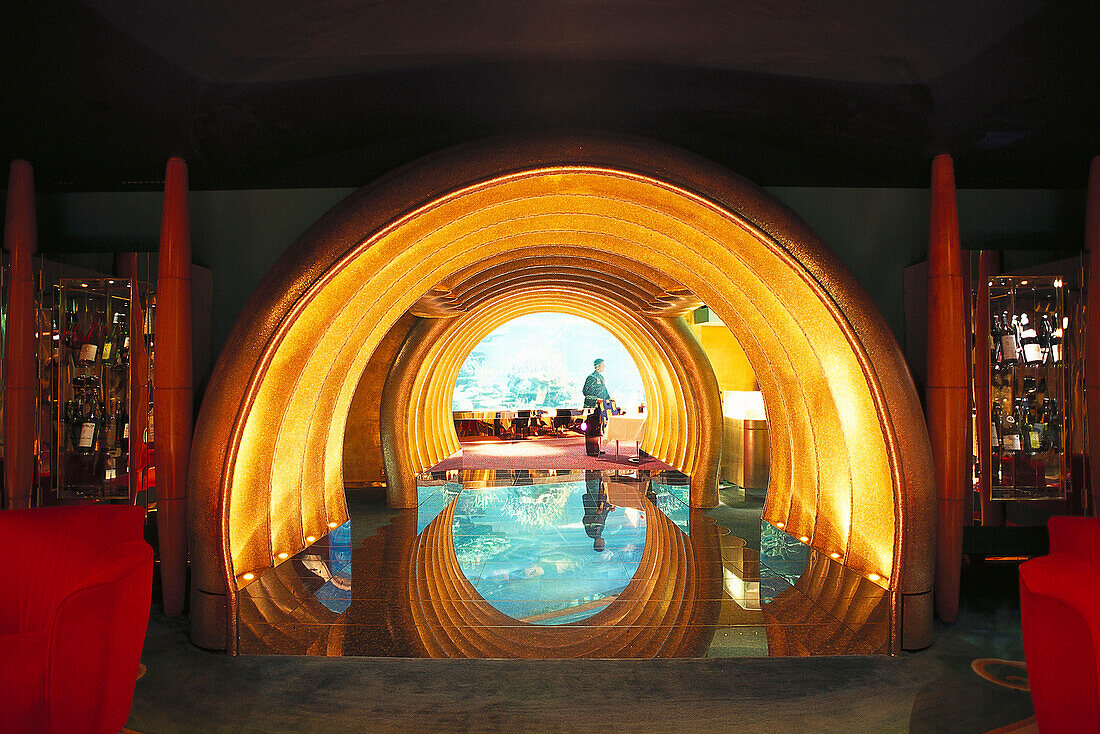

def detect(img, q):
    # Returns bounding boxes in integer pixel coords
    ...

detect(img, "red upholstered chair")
[0,505,153,734]
[1019,516,1100,733]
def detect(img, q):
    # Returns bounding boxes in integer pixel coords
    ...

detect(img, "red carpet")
[430,436,674,472]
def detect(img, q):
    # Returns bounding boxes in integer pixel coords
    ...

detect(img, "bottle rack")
[55,278,133,500]
[987,275,1067,501]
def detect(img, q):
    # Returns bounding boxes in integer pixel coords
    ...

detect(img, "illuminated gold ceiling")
[411,250,701,318]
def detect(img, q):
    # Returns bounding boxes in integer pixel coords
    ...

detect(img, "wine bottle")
[75,403,99,455]
[1018,313,1043,366]
[989,402,1003,485]
[1045,398,1063,453]
[118,401,131,473]
[991,402,1002,450]
[1001,400,1022,454]
[1043,313,1063,364]
[65,396,84,453]
[119,314,131,370]
[1015,398,1038,454]
[76,299,105,366]
[101,313,117,365]
[1027,410,1044,457]
[1000,313,1019,365]
[1038,315,1052,365]
[103,398,119,456]
[990,314,1003,365]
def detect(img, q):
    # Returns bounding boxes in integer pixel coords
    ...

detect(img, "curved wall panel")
[187,135,935,654]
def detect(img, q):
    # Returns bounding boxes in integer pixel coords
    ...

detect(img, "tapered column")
[3,160,38,510]
[154,159,192,615]
[926,154,968,622]
[114,254,150,504]
[1084,157,1100,518]
[974,251,1005,526]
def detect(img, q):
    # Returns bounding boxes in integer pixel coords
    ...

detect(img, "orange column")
[974,251,1005,527]
[3,160,38,510]
[926,154,967,622]
[154,159,192,615]
[114,254,149,504]
[1085,156,1100,518]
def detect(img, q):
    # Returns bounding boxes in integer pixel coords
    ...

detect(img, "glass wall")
[452,313,645,412]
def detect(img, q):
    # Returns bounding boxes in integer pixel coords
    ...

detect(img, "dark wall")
[29,184,1085,382]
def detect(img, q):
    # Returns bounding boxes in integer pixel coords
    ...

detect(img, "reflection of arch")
[240,492,725,658]
[763,552,890,656]
[397,494,723,657]
[188,135,935,653]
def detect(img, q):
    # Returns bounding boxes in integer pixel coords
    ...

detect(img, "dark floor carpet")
[129,613,927,733]
[126,606,1034,734]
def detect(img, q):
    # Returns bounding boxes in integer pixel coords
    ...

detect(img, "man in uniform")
[582,358,611,408]
[582,358,613,446]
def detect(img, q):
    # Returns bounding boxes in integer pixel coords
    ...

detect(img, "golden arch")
[381,289,723,509]
[188,135,935,653]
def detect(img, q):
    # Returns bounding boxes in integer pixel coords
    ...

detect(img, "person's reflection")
[582,470,616,552]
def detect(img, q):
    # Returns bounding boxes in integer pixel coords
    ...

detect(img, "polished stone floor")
[237,469,891,657]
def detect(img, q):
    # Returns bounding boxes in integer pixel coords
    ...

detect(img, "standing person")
[582,358,611,409]
[582,470,616,552]
[582,358,613,445]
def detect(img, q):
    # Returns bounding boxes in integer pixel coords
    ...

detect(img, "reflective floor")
[237,469,891,657]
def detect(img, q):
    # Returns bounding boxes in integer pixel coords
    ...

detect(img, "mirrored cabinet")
[986,275,1067,501]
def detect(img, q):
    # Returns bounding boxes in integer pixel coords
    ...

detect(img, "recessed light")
[242,573,255,581]
[277,552,289,560]
[305,536,316,543]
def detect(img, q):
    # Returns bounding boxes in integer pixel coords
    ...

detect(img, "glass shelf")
[55,278,133,500]
[987,275,1067,501]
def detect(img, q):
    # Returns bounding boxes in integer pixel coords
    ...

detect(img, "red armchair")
[0,505,153,734]
[1019,516,1100,733]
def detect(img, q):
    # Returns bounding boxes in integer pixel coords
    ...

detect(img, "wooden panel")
[3,160,37,510]
[926,154,968,622]
[154,158,192,616]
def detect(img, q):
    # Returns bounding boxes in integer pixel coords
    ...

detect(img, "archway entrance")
[188,135,935,654]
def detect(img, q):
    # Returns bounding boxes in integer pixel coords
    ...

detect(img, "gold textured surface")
[379,293,722,509]
[187,135,935,654]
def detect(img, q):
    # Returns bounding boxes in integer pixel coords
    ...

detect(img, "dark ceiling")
[2,0,1097,191]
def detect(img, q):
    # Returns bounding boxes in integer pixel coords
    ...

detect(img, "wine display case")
[54,278,134,499]
[987,275,1067,501]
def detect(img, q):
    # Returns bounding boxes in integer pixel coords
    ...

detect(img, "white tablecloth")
[603,413,647,444]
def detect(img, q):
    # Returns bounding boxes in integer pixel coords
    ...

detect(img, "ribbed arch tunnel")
[381,284,722,509]
[188,135,935,653]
